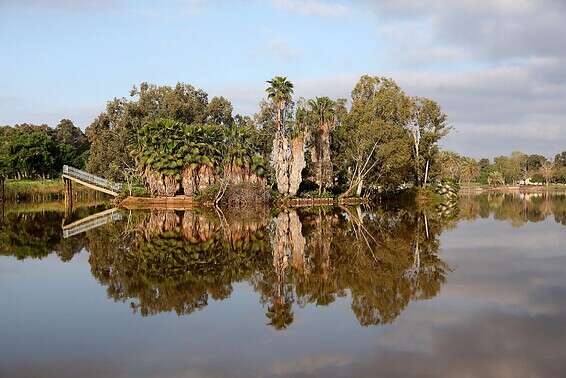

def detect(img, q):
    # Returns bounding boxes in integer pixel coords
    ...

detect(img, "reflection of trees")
[317,207,448,326]
[87,210,272,317]
[86,206,452,328]
[248,207,450,328]
[459,193,566,227]
[0,210,85,261]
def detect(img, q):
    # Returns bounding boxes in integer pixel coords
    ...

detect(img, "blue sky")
[2,0,566,158]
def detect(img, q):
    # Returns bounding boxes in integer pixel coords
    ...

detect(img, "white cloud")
[273,0,351,16]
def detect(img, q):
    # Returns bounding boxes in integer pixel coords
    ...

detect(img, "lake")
[1,193,566,377]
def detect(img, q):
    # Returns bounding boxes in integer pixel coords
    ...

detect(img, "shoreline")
[459,185,566,194]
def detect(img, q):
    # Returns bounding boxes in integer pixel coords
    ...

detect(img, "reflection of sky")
[2,216,566,377]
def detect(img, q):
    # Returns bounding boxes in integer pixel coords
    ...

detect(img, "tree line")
[0,120,89,179]
[438,150,566,186]
[4,77,565,195]
[85,75,449,198]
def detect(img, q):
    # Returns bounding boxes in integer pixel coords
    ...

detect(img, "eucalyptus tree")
[336,76,413,197]
[207,96,234,126]
[540,161,554,186]
[408,97,449,187]
[308,97,336,194]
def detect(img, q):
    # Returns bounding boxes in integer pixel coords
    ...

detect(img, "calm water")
[1,193,566,377]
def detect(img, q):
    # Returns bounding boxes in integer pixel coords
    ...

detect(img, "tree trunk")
[271,133,290,195]
[424,160,429,186]
[356,179,363,197]
[288,135,305,196]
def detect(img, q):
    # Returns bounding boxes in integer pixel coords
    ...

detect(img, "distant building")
[519,178,543,186]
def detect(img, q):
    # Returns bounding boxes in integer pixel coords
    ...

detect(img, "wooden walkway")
[62,165,123,197]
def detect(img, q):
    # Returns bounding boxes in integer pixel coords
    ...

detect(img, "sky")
[1,0,565,159]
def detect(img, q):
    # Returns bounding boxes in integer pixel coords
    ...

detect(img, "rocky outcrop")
[145,169,180,197]
[271,133,305,196]
[180,163,266,197]
[289,135,306,196]
[271,133,291,195]
[181,164,216,196]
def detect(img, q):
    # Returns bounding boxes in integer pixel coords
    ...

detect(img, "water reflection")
[2,192,565,329]
[3,192,566,377]
[0,201,108,261]
[459,192,566,226]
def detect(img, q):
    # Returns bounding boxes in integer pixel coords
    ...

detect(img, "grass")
[460,183,566,192]
[2,179,107,201]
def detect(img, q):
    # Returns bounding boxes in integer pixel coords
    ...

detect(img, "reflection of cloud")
[351,217,566,377]
[271,354,352,376]
[364,307,566,378]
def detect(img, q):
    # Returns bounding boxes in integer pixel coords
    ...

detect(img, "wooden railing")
[63,165,122,193]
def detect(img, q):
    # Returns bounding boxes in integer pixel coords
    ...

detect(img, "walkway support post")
[0,175,4,227]
[64,177,73,212]
[0,175,4,204]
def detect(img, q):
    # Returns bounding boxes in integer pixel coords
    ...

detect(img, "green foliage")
[0,120,89,180]
[1,119,89,178]
[436,151,479,184]
[207,96,234,126]
[136,119,224,176]
[135,118,268,180]
[86,82,213,180]
[333,76,415,193]
[266,76,294,110]
[194,183,221,202]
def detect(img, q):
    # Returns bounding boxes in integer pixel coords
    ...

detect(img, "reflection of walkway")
[62,208,122,238]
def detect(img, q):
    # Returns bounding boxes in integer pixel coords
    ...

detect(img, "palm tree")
[266,76,297,195]
[308,97,336,194]
[266,76,294,133]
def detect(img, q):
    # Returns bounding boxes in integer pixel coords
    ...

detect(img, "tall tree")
[409,97,449,187]
[266,76,304,195]
[207,96,234,126]
[336,76,412,197]
[55,119,90,169]
[555,151,566,167]
[266,76,294,133]
[540,161,554,186]
[307,97,336,194]
[86,82,210,180]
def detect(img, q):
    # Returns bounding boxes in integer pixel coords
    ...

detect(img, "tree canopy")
[0,120,89,179]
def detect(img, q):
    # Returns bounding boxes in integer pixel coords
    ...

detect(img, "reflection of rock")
[144,211,180,239]
[87,209,272,317]
[85,206,452,328]
[289,212,307,272]
[271,210,306,274]
[181,211,218,243]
